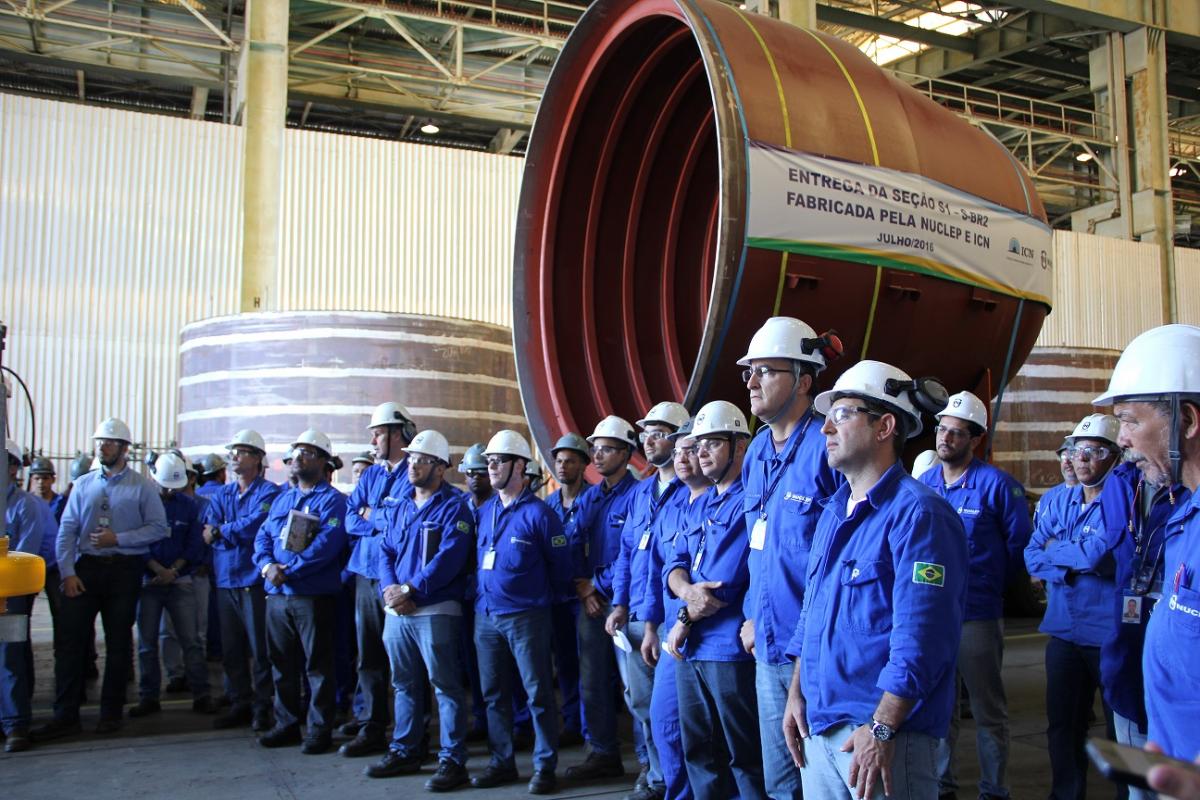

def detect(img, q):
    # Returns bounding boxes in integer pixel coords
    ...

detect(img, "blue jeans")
[383,612,467,764]
[0,594,34,733]
[161,569,211,681]
[1046,637,1112,800]
[1113,711,1155,800]
[265,593,337,734]
[475,607,559,771]
[937,618,1010,798]
[651,651,692,800]
[217,585,273,713]
[624,620,663,786]
[551,600,583,734]
[800,723,938,799]
[677,658,766,800]
[756,660,804,799]
[353,575,390,733]
[138,578,210,700]
[577,601,620,757]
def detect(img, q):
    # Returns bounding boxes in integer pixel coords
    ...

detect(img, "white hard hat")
[404,429,451,465]
[691,400,750,438]
[937,391,989,430]
[292,428,334,458]
[636,401,690,431]
[525,460,543,479]
[911,449,939,478]
[180,453,198,475]
[1094,324,1200,405]
[587,415,638,447]
[484,430,534,461]
[1066,413,1121,448]
[736,316,828,371]
[815,360,924,438]
[225,428,266,453]
[152,451,189,490]
[5,438,22,464]
[92,417,133,443]
[368,401,416,432]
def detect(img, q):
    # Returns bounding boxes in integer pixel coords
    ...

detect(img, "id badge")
[692,549,704,572]
[749,517,767,551]
[638,531,651,551]
[481,549,497,570]
[1120,595,1142,624]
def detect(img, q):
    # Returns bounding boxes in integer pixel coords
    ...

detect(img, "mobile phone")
[1086,737,1200,791]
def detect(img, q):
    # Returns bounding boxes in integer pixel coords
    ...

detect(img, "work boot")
[470,763,520,788]
[213,704,252,729]
[258,725,302,748]
[425,759,470,792]
[528,769,557,795]
[365,750,423,778]
[127,700,161,718]
[565,751,624,781]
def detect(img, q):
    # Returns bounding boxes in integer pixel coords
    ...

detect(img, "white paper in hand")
[613,629,633,653]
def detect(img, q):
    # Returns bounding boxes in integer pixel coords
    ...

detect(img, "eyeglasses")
[592,445,623,457]
[486,456,513,467]
[1070,445,1112,461]
[695,437,729,453]
[292,447,323,461]
[934,425,971,440]
[410,456,440,467]
[826,405,880,426]
[675,445,698,457]
[742,365,793,383]
[465,468,487,477]
[638,431,668,444]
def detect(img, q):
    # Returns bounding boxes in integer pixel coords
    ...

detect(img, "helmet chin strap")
[1082,455,1118,489]
[711,437,738,486]
[1169,394,1183,486]
[760,365,802,427]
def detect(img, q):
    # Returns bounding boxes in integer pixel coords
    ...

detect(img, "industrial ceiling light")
[420,122,440,134]
[1169,166,1184,177]
[1075,151,1093,162]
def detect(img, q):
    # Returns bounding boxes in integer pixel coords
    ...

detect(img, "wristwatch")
[869,719,896,742]
[676,606,693,627]
[398,583,413,598]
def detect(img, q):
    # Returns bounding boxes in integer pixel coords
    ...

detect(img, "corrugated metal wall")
[0,94,519,467]
[1175,246,1200,325]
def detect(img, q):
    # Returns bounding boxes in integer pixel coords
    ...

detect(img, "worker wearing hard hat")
[196,454,227,499]
[128,452,213,719]
[252,428,349,754]
[204,428,281,732]
[351,451,374,484]
[1,438,47,752]
[1092,325,1200,778]
[661,400,765,799]
[917,390,1032,800]
[26,457,63,619]
[782,361,968,800]
[541,432,592,747]
[470,430,574,795]
[1024,413,1122,799]
[605,401,689,800]
[34,418,169,741]
[341,402,419,757]
[736,316,844,799]
[366,430,474,790]
[566,415,640,784]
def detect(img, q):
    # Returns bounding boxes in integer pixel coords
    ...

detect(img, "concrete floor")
[2,602,1118,799]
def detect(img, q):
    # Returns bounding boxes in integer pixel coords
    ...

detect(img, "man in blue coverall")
[35,417,169,740]
[469,429,575,795]
[365,429,475,791]
[341,401,418,756]
[567,415,640,782]
[253,428,348,754]
[783,360,968,800]
[129,452,213,718]
[206,428,280,731]
[1025,413,1121,799]
[1,438,47,752]
[918,390,1032,800]
[664,399,765,800]
[736,315,843,800]
[608,401,690,800]
[1091,324,1200,786]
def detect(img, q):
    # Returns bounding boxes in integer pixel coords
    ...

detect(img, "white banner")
[745,142,1053,305]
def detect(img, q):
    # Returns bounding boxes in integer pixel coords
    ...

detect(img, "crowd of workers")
[2,316,1200,800]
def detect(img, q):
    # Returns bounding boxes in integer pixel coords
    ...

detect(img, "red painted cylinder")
[514,0,1051,457]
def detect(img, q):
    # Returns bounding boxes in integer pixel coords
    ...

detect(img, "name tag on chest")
[481,550,497,570]
[638,531,651,551]
[749,517,767,550]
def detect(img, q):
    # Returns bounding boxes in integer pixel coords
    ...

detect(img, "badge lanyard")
[758,410,816,519]
[1127,480,1174,597]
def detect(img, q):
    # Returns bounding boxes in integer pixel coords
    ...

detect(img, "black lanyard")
[758,410,815,516]
[1128,480,1174,596]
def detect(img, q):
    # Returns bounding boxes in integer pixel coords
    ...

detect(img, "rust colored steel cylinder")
[178,312,529,487]
[514,0,1052,457]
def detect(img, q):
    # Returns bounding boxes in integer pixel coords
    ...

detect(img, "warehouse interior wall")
[1,95,1197,468]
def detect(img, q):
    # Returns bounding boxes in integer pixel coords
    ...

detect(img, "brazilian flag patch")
[457,520,471,533]
[913,562,945,587]
[328,518,340,528]
[1011,486,1024,498]
[551,535,568,548]
[261,502,272,512]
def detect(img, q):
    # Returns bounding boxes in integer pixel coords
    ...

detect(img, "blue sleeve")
[541,509,575,600]
[663,528,692,600]
[253,496,286,571]
[10,497,43,555]
[118,482,169,548]
[182,503,205,568]
[1042,527,1114,572]
[1024,509,1068,583]
[411,504,474,600]
[221,484,280,548]
[376,527,400,589]
[56,489,84,579]
[877,506,968,701]
[611,516,636,608]
[997,478,1033,584]
[567,495,592,581]
[282,492,349,580]
[345,474,377,540]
